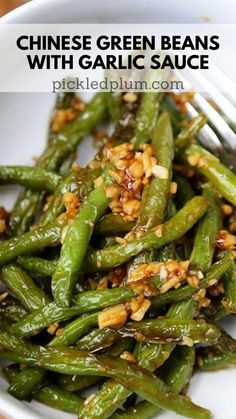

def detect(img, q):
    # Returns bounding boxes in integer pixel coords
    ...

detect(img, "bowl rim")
[1,0,53,23]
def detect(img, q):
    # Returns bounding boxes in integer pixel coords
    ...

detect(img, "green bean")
[88,200,214,419]
[159,345,195,392]
[174,172,194,207]
[1,264,51,311]
[82,300,196,419]
[151,255,232,310]
[78,196,209,419]
[112,346,195,419]
[17,256,57,277]
[58,153,75,176]
[10,90,73,233]
[83,196,209,272]
[54,91,76,110]
[134,299,196,371]
[8,314,98,399]
[175,114,207,150]
[95,214,135,236]
[159,96,188,136]
[212,321,236,354]
[0,166,60,192]
[184,144,236,205]
[40,168,100,225]
[0,330,38,356]
[8,313,99,400]
[198,348,236,371]
[106,338,134,357]
[58,339,133,392]
[107,92,123,123]
[138,112,174,228]
[10,288,135,337]
[118,318,220,345]
[153,198,177,263]
[31,384,84,413]
[48,312,98,347]
[76,327,118,351]
[59,375,102,392]
[10,93,107,234]
[190,185,222,272]
[222,261,236,313]
[38,93,107,171]
[0,296,28,322]
[1,265,51,400]
[4,365,83,413]
[203,298,228,321]
[52,169,113,307]
[0,332,211,419]
[10,189,42,236]
[8,366,46,400]
[132,72,163,150]
[48,92,76,145]
[0,221,65,266]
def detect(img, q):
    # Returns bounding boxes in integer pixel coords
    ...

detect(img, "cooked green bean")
[175,114,207,150]
[9,189,42,236]
[190,185,222,272]
[17,256,57,277]
[184,144,236,205]
[58,374,102,392]
[112,346,195,419]
[132,72,163,149]
[38,93,107,171]
[138,111,174,228]
[52,168,113,307]
[174,172,194,207]
[198,348,236,371]
[80,317,221,349]
[0,221,65,266]
[7,312,99,400]
[40,168,100,225]
[222,261,236,314]
[1,264,51,311]
[95,214,135,236]
[107,92,123,123]
[10,92,107,234]
[58,339,133,392]
[84,196,209,271]
[118,318,220,344]
[10,288,135,337]
[0,166,61,192]
[82,299,197,419]
[4,365,83,413]
[76,327,118,351]
[151,255,232,310]
[49,312,98,347]
[0,296,28,322]
[0,331,211,419]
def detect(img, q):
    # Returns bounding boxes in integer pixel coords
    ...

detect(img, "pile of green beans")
[0,90,236,419]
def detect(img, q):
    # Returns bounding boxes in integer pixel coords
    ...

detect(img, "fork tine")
[185,102,236,172]
[186,69,236,125]
[173,70,236,152]
[208,64,236,108]
[185,102,222,153]
[192,92,236,151]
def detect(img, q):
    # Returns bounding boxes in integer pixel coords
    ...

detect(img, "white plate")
[1,1,236,418]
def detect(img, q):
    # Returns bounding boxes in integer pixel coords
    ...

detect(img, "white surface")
[1,0,236,418]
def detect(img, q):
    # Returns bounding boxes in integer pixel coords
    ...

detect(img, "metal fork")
[173,67,236,172]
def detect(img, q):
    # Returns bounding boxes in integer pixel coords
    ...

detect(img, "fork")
[172,67,236,172]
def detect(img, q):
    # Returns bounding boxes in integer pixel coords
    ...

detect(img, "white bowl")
[1,1,236,419]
